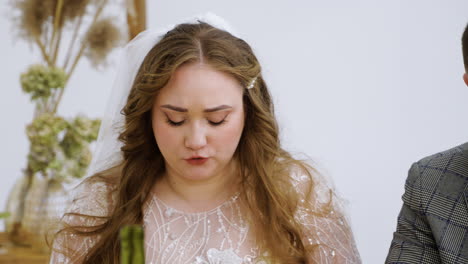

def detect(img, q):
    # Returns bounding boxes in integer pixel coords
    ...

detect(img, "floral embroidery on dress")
[194,248,243,264]
[49,170,362,264]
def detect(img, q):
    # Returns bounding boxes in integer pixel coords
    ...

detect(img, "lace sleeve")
[292,170,361,264]
[49,178,116,264]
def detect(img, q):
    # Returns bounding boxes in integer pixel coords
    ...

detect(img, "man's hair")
[462,23,468,71]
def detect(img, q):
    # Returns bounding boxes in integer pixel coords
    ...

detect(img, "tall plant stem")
[52,28,63,65]
[45,93,55,113]
[34,36,52,67]
[67,0,107,78]
[49,0,64,65]
[127,0,147,40]
[53,0,107,114]
[42,23,51,55]
[51,78,69,114]
[64,14,85,71]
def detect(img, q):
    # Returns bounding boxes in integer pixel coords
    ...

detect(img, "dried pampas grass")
[83,17,122,67]
[14,0,55,41]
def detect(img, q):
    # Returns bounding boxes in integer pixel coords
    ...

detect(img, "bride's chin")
[180,169,215,181]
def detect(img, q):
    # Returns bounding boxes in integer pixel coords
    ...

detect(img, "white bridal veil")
[86,13,240,178]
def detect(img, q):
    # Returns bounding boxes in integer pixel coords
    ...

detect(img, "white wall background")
[2,0,468,263]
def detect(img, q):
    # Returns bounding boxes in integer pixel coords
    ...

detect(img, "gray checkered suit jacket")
[386,142,468,264]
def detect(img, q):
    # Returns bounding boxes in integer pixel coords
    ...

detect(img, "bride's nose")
[184,122,207,150]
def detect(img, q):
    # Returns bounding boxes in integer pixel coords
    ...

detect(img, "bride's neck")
[155,162,241,211]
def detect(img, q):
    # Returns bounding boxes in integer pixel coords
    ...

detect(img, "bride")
[49,13,361,264]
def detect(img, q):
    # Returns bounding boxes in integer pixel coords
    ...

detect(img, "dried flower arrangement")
[5,0,125,250]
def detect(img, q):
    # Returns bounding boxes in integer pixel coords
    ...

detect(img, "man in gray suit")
[386,24,468,263]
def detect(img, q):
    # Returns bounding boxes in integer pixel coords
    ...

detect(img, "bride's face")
[152,62,245,182]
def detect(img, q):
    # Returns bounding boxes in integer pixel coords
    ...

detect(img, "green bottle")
[120,225,145,264]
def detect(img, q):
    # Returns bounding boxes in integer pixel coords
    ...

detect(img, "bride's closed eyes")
[163,113,229,127]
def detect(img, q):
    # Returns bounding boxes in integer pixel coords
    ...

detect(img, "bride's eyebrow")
[160,104,232,113]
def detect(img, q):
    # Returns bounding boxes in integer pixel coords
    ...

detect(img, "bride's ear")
[463,73,468,86]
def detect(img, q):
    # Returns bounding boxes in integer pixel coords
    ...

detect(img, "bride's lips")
[185,156,209,165]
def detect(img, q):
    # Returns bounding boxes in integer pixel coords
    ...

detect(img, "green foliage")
[20,64,66,101]
[120,225,145,264]
[26,113,101,180]
[0,212,10,219]
[61,116,101,159]
[26,113,67,173]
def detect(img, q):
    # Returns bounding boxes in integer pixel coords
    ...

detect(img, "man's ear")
[463,73,468,86]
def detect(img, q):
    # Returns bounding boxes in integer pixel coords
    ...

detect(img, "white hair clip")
[247,76,258,90]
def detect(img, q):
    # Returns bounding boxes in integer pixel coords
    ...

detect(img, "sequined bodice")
[142,193,260,264]
[49,172,361,263]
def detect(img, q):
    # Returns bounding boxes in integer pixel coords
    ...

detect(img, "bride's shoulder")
[288,163,330,192]
[287,162,344,211]
[66,168,120,218]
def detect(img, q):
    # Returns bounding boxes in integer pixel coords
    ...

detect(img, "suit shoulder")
[409,142,468,199]
[416,142,468,169]
[404,142,468,189]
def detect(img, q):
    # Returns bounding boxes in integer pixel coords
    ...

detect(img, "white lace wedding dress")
[49,171,361,263]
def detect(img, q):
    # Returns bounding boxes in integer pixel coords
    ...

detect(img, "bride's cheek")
[217,122,244,151]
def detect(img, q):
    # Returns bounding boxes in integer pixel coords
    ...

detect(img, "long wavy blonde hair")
[50,21,331,263]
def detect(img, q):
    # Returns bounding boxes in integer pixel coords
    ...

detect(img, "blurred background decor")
[2,0,132,254]
[120,225,145,264]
